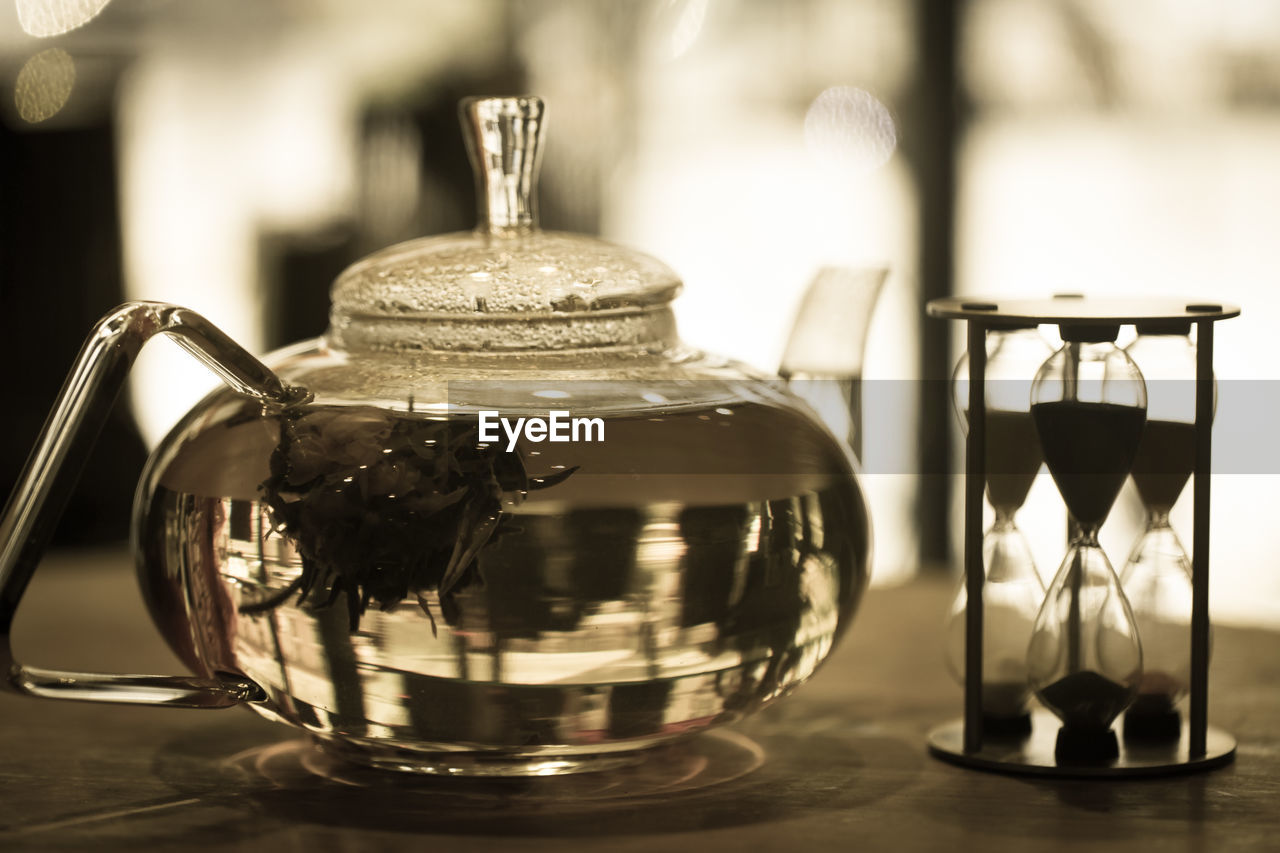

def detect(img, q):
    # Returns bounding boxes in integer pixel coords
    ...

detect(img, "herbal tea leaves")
[243,405,575,632]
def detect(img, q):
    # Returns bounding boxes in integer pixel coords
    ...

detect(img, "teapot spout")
[780,267,887,463]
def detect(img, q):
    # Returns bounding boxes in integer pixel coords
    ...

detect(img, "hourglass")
[925,296,1238,777]
[944,324,1049,735]
[1121,321,1201,741]
[1026,324,1145,762]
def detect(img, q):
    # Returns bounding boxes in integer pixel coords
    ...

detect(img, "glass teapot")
[0,97,870,775]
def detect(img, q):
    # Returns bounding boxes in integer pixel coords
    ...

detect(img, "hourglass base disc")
[926,711,1236,777]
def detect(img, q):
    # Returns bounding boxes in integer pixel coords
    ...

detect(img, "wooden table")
[2,548,1277,851]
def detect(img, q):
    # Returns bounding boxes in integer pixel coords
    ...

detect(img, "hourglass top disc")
[927,297,1239,324]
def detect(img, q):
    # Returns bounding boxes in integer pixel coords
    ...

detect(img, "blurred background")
[2,0,1278,626]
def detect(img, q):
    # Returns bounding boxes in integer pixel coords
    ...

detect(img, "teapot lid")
[328,97,681,353]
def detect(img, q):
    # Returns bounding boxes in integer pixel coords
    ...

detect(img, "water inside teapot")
[138,395,867,766]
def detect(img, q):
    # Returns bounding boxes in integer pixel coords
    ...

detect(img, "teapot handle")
[0,302,308,708]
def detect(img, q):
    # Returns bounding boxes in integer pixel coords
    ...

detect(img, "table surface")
[2,548,1278,852]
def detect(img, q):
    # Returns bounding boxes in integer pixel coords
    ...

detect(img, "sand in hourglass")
[1031,401,1146,529]
[1130,675,1181,717]
[1130,420,1196,513]
[1039,671,1135,732]
[983,410,1043,511]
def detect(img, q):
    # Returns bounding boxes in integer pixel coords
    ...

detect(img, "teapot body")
[0,97,873,775]
[134,341,870,772]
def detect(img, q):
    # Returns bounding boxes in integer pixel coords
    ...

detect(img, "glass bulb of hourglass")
[946,325,1049,732]
[1120,322,1203,739]
[1121,517,1192,724]
[945,512,1045,731]
[1027,325,1145,760]
[1028,542,1142,729]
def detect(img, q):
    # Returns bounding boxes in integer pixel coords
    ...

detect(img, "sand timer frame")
[924,297,1238,777]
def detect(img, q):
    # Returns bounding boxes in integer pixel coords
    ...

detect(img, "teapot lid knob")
[459,96,545,237]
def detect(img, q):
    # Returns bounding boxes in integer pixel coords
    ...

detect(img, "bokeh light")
[804,85,898,177]
[14,47,75,124]
[15,0,111,38]
[650,0,709,62]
